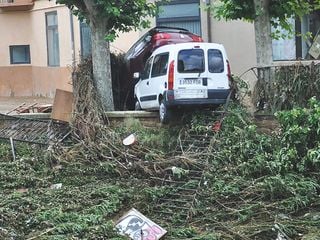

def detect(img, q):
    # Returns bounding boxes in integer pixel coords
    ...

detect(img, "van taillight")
[168,60,175,90]
[227,60,231,81]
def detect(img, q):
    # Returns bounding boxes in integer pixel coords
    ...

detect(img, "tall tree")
[57,0,156,110]
[212,0,320,66]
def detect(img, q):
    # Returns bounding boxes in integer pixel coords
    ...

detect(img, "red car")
[122,26,203,109]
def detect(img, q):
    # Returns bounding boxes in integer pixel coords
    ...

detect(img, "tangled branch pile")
[61,58,197,177]
[57,60,320,239]
[254,62,320,112]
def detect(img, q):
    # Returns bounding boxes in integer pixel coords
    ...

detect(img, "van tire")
[159,99,171,124]
[135,100,142,110]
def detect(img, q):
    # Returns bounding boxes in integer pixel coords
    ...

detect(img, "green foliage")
[275,97,320,172]
[170,227,220,239]
[0,141,11,159]
[56,0,157,41]
[191,101,320,238]
[2,100,320,239]
[257,174,319,200]
[143,186,173,202]
[116,118,180,153]
[211,0,320,34]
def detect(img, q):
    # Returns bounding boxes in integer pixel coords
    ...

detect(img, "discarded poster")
[115,208,167,240]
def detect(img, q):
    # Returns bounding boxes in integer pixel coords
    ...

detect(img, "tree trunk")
[90,23,114,111]
[254,0,273,67]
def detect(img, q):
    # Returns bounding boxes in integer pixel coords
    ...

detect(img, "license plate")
[174,89,208,99]
[180,78,202,85]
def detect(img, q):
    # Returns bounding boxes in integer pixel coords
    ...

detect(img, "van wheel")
[135,100,142,110]
[159,99,171,124]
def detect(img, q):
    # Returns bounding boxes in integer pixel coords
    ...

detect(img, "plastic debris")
[123,134,137,146]
[116,208,167,239]
[50,183,62,190]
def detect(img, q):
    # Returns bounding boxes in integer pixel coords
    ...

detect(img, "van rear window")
[178,49,204,73]
[208,49,224,73]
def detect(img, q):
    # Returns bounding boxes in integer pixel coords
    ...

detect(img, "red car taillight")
[153,33,171,40]
[168,60,175,90]
[191,35,203,42]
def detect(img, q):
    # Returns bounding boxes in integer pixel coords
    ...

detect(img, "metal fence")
[0,113,70,145]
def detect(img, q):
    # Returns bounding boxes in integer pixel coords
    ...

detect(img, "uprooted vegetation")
[1,97,320,239]
[1,59,319,239]
[254,61,320,113]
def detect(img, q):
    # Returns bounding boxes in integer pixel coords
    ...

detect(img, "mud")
[254,114,280,134]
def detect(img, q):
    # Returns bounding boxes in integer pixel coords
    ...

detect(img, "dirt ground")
[0,97,53,114]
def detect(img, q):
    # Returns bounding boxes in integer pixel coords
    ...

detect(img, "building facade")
[0,0,319,98]
[0,0,73,97]
[0,0,257,98]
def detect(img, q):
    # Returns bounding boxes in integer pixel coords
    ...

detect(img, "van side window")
[151,53,169,77]
[178,49,204,73]
[141,57,153,80]
[208,49,224,73]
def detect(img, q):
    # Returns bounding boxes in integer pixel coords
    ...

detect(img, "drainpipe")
[69,10,75,66]
[206,0,212,42]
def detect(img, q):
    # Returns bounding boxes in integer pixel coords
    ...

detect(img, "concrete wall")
[210,19,257,76]
[111,31,141,54]
[0,66,33,96]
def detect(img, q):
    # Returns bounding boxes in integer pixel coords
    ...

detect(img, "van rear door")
[173,45,229,101]
[174,47,208,100]
[207,48,229,90]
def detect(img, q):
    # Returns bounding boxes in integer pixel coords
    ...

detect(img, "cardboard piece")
[51,89,73,122]
[116,208,167,240]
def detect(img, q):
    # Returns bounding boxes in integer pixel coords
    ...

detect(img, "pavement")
[0,97,53,114]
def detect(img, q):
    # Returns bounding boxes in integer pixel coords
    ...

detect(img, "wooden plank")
[51,89,73,122]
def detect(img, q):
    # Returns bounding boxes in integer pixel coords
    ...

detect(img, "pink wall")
[0,66,71,97]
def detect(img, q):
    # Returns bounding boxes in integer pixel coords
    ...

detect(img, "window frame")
[126,31,152,60]
[80,21,92,58]
[151,52,169,78]
[208,49,224,73]
[45,11,60,67]
[141,56,153,80]
[177,48,205,73]
[9,45,31,64]
[156,0,201,35]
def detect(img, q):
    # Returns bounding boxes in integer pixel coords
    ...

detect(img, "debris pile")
[1,59,319,239]
[254,61,320,112]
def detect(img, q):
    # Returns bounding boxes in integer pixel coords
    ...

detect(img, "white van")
[134,42,231,123]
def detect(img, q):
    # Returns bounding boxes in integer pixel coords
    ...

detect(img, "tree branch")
[83,0,101,27]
